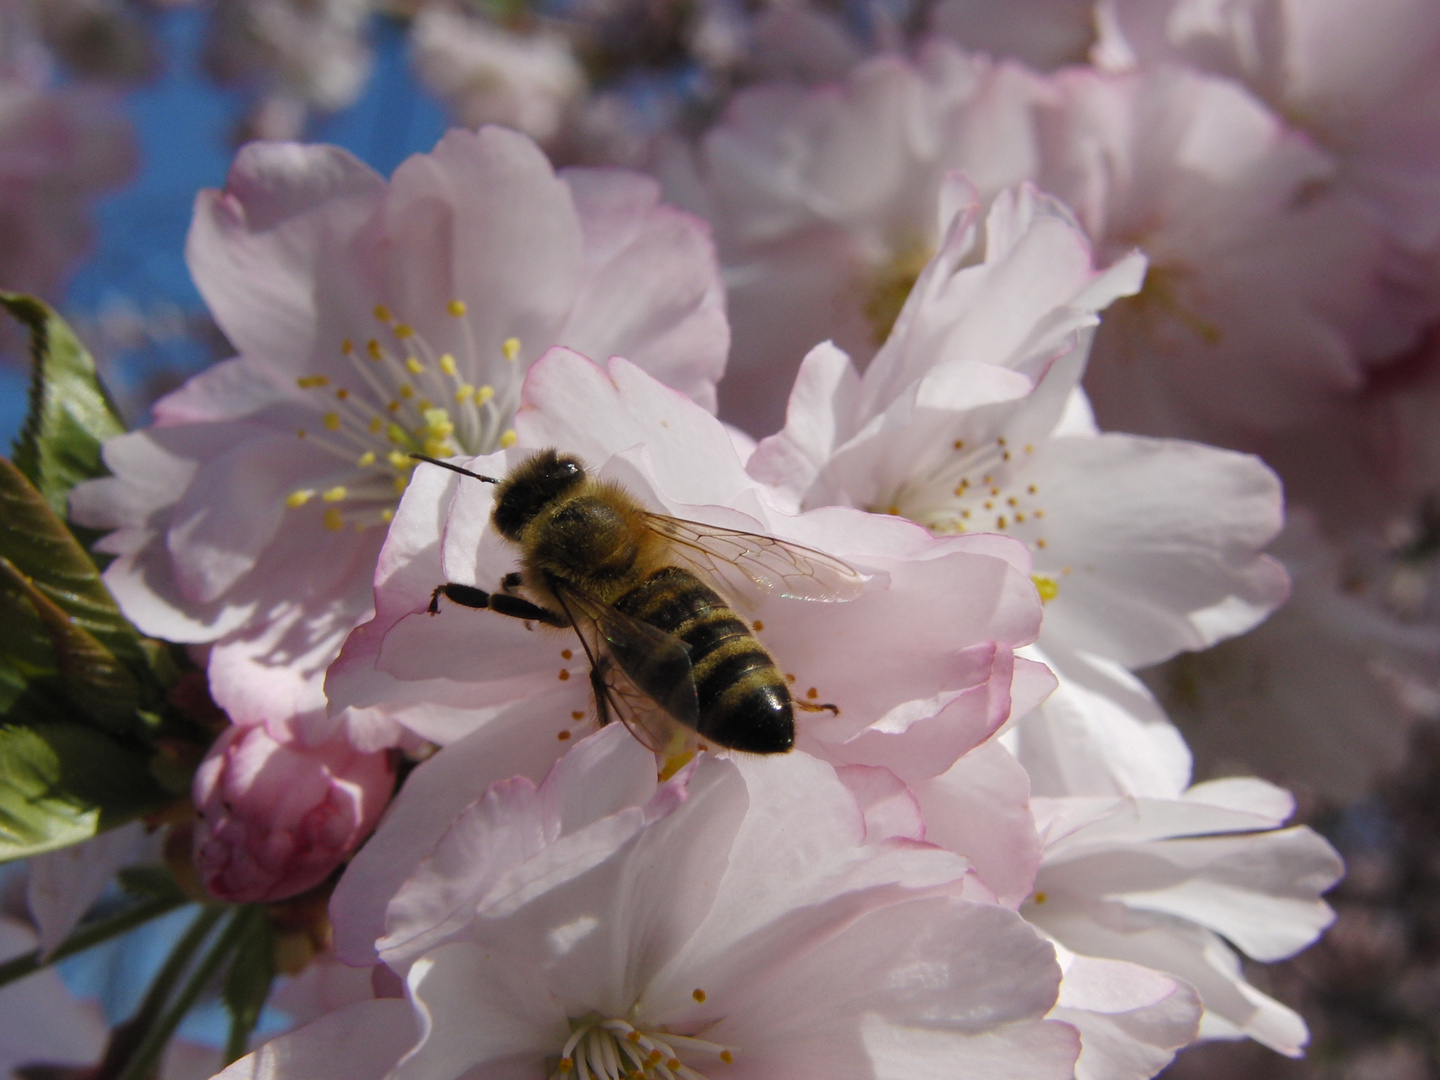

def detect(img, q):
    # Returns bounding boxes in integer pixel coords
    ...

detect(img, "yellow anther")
[447,299,467,317]
[647,1050,663,1065]
[417,399,433,412]
[502,337,521,362]
[296,429,307,439]
[405,356,425,375]
[423,440,453,458]
[1036,537,1048,549]
[285,490,312,508]
[394,323,414,339]
[373,304,392,323]
[626,1031,642,1044]
[667,1060,681,1070]
[953,439,965,450]
[1034,891,1048,904]
[439,353,458,376]
[499,429,518,448]
[323,508,344,531]
[380,508,394,522]
[394,475,409,493]
[476,385,495,405]
[336,387,349,400]
[455,384,475,404]
[692,989,707,1003]
[387,401,401,412]
[387,424,409,446]
[423,408,454,436]
[357,451,376,467]
[1028,484,1037,494]
[997,515,1007,529]
[342,339,354,355]
[369,417,383,433]
[558,1059,573,1074]
[1032,575,1059,602]
[296,374,329,388]
[367,339,383,360]
[322,486,347,503]
[720,1051,734,1064]
[323,412,341,431]
[399,385,415,399]
[388,450,409,468]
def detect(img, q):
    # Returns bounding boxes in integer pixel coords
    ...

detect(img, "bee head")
[492,449,587,541]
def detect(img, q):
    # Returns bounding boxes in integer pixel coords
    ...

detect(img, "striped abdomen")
[614,566,793,754]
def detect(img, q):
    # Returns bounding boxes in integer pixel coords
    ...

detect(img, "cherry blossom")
[220,725,1079,1080]
[665,40,1055,432]
[1098,0,1440,249]
[749,180,1288,681]
[411,8,585,148]
[1026,775,1343,1057]
[326,345,1049,782]
[0,70,135,323]
[70,126,727,753]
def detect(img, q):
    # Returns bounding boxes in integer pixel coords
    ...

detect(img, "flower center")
[861,238,933,346]
[551,1015,734,1080]
[876,434,1062,601]
[282,300,525,532]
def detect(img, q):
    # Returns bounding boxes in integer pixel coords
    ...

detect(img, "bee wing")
[644,513,864,603]
[547,577,703,759]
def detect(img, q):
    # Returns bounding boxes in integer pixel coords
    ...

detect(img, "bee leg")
[428,583,568,628]
[499,572,524,593]
[796,699,841,716]
[429,583,492,614]
[589,661,615,728]
[487,592,569,627]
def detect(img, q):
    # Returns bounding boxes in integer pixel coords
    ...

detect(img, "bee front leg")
[428,582,568,627]
[429,583,492,613]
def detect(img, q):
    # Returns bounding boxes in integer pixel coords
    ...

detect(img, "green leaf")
[0,556,140,728]
[0,724,172,861]
[0,456,155,695]
[6,293,126,521]
[223,907,276,1064]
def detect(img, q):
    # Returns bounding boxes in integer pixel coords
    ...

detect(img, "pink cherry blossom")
[1037,64,1412,448]
[69,126,727,753]
[327,346,1048,783]
[0,73,135,323]
[1098,0,1440,249]
[750,180,1288,680]
[222,726,1078,1080]
[1027,777,1343,1056]
[193,722,395,903]
[412,8,585,147]
[665,40,1055,433]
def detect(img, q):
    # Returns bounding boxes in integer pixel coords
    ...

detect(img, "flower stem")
[89,904,226,1080]
[0,891,188,989]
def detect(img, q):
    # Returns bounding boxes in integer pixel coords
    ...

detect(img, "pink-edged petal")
[1051,948,1201,1080]
[187,142,384,373]
[914,740,1040,908]
[329,711,572,966]
[1027,433,1288,668]
[559,168,727,413]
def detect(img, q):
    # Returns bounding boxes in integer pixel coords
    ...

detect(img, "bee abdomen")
[616,567,793,754]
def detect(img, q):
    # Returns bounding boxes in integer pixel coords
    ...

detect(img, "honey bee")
[413,449,863,755]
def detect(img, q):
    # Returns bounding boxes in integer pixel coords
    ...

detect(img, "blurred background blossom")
[5,2,1440,1078]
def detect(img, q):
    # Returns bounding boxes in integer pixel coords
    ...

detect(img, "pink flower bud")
[193,724,395,903]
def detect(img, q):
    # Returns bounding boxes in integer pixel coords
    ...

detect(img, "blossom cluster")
[17,2,1440,1079]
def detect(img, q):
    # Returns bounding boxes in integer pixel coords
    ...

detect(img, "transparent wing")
[547,576,702,759]
[644,513,864,603]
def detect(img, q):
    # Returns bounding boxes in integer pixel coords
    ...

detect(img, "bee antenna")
[409,453,500,485]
